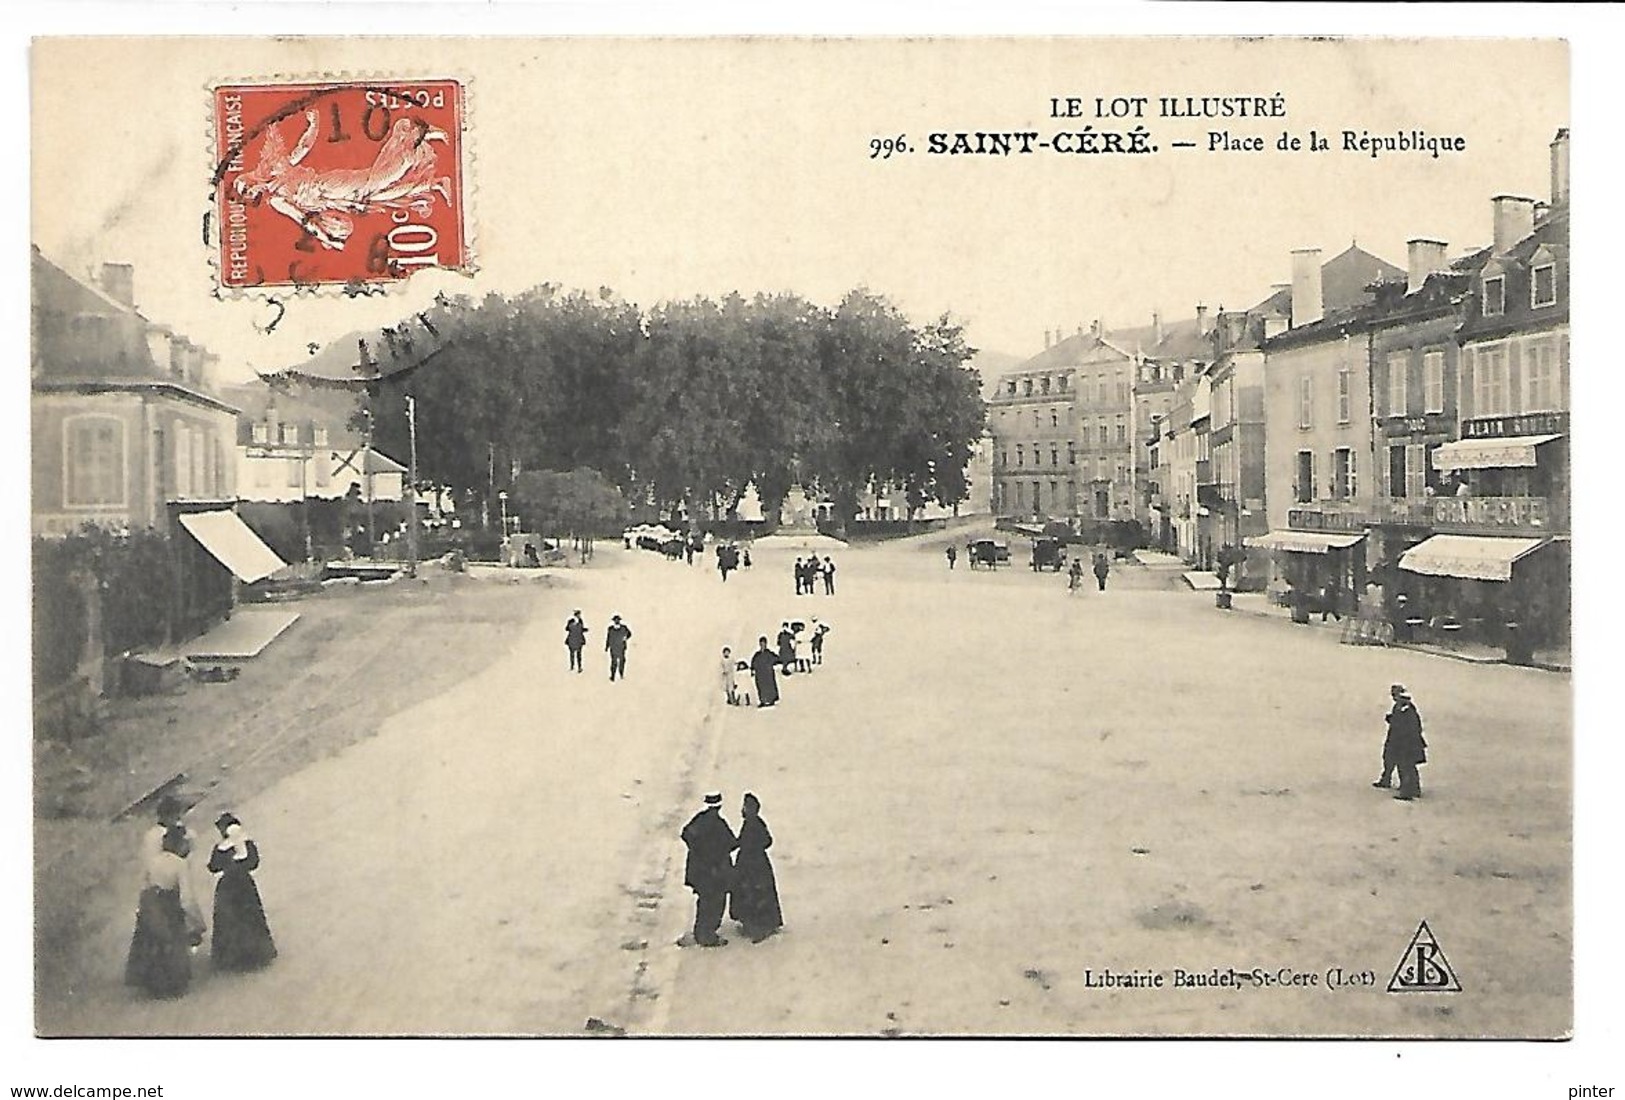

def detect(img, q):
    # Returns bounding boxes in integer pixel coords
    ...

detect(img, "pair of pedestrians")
[564,610,634,681]
[680,792,783,947]
[125,798,277,999]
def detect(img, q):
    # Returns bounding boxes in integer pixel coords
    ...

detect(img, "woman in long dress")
[207,813,278,972]
[729,793,783,942]
[125,822,201,998]
[750,637,780,708]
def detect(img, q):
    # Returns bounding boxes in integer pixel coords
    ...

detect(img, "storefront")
[1406,412,1570,648]
[1395,533,1565,649]
[1245,527,1368,617]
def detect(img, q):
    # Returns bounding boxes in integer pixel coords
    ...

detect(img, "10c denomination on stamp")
[212,79,468,290]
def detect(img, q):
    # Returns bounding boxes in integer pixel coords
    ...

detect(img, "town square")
[13,26,1608,1100]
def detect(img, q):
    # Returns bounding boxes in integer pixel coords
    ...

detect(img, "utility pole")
[364,408,377,555]
[406,395,419,578]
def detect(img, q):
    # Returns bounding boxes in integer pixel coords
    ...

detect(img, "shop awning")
[1398,534,1546,582]
[1245,530,1366,554]
[1430,434,1562,471]
[178,511,287,584]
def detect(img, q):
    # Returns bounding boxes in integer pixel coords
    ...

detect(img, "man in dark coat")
[605,614,632,681]
[681,792,739,946]
[1093,551,1110,591]
[1375,683,1428,800]
[750,637,780,707]
[564,610,588,673]
[822,556,836,594]
[776,622,797,672]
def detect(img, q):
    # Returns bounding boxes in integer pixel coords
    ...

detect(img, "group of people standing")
[793,555,836,596]
[722,617,831,709]
[564,609,634,681]
[125,796,277,999]
[680,792,783,947]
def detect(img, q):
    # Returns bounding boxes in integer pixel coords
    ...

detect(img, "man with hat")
[564,610,588,674]
[605,614,632,681]
[1375,684,1428,800]
[680,792,739,946]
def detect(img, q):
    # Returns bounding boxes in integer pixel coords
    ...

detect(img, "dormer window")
[1006,380,1017,397]
[1482,274,1506,317]
[251,423,269,445]
[1041,376,1052,395]
[1022,379,1034,396]
[1527,244,1557,310]
[1058,375,1069,392]
[280,423,299,446]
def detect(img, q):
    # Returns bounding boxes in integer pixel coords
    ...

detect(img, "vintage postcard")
[25,29,1585,1067]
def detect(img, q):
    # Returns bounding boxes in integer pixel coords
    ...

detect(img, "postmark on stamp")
[212,79,468,290]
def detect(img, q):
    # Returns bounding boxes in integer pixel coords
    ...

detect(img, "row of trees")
[358,287,988,531]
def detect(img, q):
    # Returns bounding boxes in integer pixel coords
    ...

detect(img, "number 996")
[869,134,910,159]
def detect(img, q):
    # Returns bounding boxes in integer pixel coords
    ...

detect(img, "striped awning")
[1245,530,1366,554]
[1398,534,1546,582]
[1430,434,1562,471]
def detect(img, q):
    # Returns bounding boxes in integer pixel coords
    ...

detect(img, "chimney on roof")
[1550,127,1570,207]
[1195,304,1211,335]
[1406,239,1450,296]
[1290,248,1323,327]
[98,262,135,308]
[1492,195,1537,254]
[1044,330,1052,350]
[1090,318,1102,339]
[1152,310,1164,346]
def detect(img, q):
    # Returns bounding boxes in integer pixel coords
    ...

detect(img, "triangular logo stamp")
[1387,920,1463,993]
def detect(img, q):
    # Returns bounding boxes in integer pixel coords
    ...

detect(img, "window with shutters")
[1423,351,1445,413]
[1016,445,1025,467]
[1050,408,1059,428]
[1098,424,1109,448]
[1115,418,1127,444]
[64,416,126,507]
[1332,448,1354,500]
[1523,338,1560,412]
[1474,345,1510,415]
[1050,446,1059,467]
[173,421,191,498]
[1067,443,1076,465]
[1337,368,1352,424]
[1388,445,1407,499]
[1298,376,1313,429]
[1386,354,1407,417]
[287,458,304,488]
[1295,450,1314,503]
[1406,444,1427,500]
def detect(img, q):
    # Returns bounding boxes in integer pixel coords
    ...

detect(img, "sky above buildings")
[32,37,1566,382]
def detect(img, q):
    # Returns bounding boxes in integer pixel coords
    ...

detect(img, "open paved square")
[39,533,1570,1037]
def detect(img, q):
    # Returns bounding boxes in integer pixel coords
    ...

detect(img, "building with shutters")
[1385,130,1571,653]
[1251,244,1404,615]
[31,248,242,538]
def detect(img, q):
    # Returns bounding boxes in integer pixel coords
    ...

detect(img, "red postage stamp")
[212,80,468,290]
